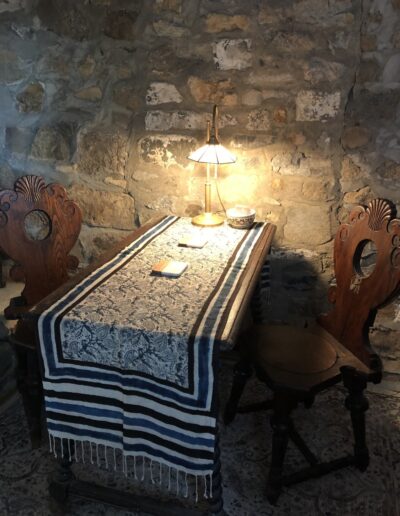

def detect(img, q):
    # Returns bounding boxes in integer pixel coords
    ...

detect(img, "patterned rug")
[1,361,400,516]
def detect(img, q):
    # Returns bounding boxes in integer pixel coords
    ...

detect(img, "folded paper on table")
[152,260,188,277]
[178,235,208,249]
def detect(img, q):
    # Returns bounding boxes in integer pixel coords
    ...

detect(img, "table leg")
[49,438,75,504]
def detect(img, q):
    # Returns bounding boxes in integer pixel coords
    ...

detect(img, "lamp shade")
[188,143,236,164]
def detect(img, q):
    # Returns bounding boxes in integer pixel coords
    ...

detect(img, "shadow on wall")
[266,247,333,326]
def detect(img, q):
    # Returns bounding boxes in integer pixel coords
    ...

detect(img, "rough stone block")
[258,6,286,25]
[303,58,345,85]
[0,163,15,189]
[145,110,237,132]
[271,31,314,53]
[78,56,96,79]
[139,134,197,168]
[38,3,96,41]
[144,195,176,212]
[154,0,182,13]
[361,34,377,52]
[116,66,133,80]
[104,177,127,189]
[302,178,336,201]
[270,175,303,201]
[104,10,139,40]
[77,128,128,180]
[242,89,263,106]
[376,127,400,163]
[74,86,102,102]
[5,127,33,155]
[146,82,183,105]
[358,58,380,83]
[0,49,25,84]
[343,186,373,205]
[329,30,352,51]
[270,152,332,177]
[296,90,341,121]
[16,82,44,112]
[382,54,400,85]
[213,39,252,70]
[0,0,26,12]
[153,20,189,37]
[145,111,173,131]
[246,109,270,131]
[31,126,71,161]
[77,224,131,262]
[284,203,332,245]
[375,160,400,183]
[340,156,364,183]
[113,84,140,111]
[217,174,260,207]
[246,71,294,88]
[231,134,272,149]
[69,184,135,230]
[293,0,353,26]
[393,31,400,48]
[341,126,371,149]
[188,76,237,106]
[205,14,250,32]
[273,107,287,124]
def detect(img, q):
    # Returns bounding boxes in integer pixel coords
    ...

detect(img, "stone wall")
[0,0,399,335]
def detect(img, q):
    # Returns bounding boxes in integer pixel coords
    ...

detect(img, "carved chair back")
[319,199,400,370]
[0,175,82,315]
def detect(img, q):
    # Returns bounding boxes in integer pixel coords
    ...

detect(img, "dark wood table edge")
[219,222,276,347]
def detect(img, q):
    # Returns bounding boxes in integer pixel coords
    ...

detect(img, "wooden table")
[27,215,276,515]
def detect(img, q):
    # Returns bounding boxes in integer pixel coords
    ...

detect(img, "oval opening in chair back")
[354,239,377,278]
[24,209,52,241]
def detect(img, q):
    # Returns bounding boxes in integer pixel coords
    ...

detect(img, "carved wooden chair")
[224,199,400,503]
[0,253,5,287]
[0,175,82,446]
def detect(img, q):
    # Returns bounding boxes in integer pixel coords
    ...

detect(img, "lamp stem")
[204,182,211,213]
[204,162,211,213]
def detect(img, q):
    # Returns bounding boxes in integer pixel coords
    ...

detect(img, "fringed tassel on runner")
[47,435,214,500]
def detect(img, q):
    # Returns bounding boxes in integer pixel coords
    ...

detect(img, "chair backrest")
[0,175,82,316]
[319,199,400,371]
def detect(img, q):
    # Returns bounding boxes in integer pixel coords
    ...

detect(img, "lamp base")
[191,212,224,227]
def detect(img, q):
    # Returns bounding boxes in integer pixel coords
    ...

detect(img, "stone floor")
[0,277,399,515]
[2,360,400,516]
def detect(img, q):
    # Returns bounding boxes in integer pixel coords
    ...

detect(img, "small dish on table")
[226,206,256,229]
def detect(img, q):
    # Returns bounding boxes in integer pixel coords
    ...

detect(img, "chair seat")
[252,324,370,394]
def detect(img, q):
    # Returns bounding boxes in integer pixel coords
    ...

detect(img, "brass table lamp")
[188,105,236,227]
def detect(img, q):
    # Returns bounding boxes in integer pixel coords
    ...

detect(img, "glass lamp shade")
[188,143,236,164]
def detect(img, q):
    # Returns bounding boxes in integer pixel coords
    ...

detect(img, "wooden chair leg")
[266,393,296,504]
[16,347,43,447]
[224,359,253,425]
[341,366,369,471]
[0,258,5,288]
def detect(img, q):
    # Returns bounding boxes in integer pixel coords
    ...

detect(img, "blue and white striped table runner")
[38,216,271,499]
